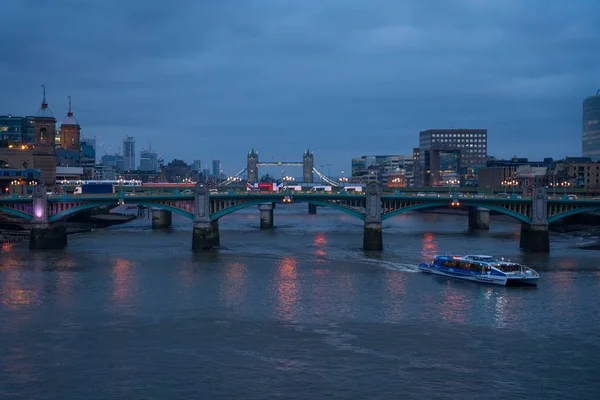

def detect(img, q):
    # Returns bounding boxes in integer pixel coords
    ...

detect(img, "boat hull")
[418,264,538,287]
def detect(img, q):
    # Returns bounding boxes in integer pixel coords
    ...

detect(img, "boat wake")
[361,258,420,273]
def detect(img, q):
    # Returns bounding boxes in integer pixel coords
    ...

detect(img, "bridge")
[1,183,600,252]
[218,148,340,187]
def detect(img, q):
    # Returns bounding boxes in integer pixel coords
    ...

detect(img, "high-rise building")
[192,160,202,172]
[212,159,221,177]
[583,90,600,161]
[414,128,487,186]
[139,149,159,172]
[123,136,135,171]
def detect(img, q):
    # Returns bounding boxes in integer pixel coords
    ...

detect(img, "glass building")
[0,115,35,147]
[212,159,221,177]
[583,92,600,161]
[123,136,135,171]
[139,149,159,172]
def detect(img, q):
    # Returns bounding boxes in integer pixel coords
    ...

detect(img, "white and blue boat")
[418,254,539,287]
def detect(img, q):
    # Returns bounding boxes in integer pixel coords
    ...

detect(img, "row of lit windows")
[430,133,486,138]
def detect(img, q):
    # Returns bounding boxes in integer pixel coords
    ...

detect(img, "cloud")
[0,0,599,174]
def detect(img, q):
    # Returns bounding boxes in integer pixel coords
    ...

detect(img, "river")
[1,205,599,399]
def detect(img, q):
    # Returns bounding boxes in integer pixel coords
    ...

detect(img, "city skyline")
[1,0,599,174]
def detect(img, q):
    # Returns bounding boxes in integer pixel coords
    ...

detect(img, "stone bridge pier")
[30,185,67,250]
[151,208,172,229]
[259,203,275,229]
[363,182,383,251]
[192,184,219,250]
[519,187,549,252]
[468,207,490,230]
[308,203,317,214]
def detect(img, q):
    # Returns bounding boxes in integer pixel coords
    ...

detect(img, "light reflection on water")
[421,232,437,261]
[221,261,247,308]
[273,257,299,322]
[110,258,136,313]
[439,283,468,324]
[313,232,327,263]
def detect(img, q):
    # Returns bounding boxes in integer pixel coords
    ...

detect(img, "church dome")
[61,96,78,125]
[36,85,54,118]
[61,114,78,126]
[36,104,54,118]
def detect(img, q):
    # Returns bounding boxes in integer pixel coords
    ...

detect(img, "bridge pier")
[211,219,220,247]
[363,182,383,251]
[30,222,67,250]
[519,187,549,252]
[28,184,68,250]
[192,221,219,250]
[468,207,490,230]
[192,183,219,250]
[519,224,550,252]
[259,203,274,229]
[308,203,317,214]
[151,208,172,229]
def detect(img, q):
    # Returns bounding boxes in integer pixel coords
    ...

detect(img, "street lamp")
[561,181,570,195]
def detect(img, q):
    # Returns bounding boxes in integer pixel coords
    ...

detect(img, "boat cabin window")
[495,263,522,273]
[439,260,486,272]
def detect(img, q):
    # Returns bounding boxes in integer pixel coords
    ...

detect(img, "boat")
[418,254,539,286]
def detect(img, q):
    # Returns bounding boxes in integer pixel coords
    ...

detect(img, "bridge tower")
[32,85,57,187]
[247,148,259,183]
[303,148,314,183]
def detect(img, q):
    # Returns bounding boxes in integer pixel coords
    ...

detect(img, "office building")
[212,159,221,177]
[414,128,487,186]
[192,160,202,172]
[350,155,414,186]
[583,90,600,161]
[0,115,35,147]
[123,136,135,171]
[139,149,159,172]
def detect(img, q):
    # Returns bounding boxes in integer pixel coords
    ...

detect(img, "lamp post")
[10,180,18,196]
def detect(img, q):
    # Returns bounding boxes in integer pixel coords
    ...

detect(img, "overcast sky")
[1,0,599,176]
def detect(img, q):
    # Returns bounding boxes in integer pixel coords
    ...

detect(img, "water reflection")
[421,232,438,260]
[439,284,468,323]
[273,257,299,322]
[0,269,40,310]
[313,233,327,263]
[110,258,136,312]
[55,256,76,308]
[221,261,247,308]
[383,271,406,323]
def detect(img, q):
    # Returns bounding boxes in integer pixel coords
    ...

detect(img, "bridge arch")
[547,206,600,224]
[382,202,532,224]
[49,201,195,222]
[210,199,365,221]
[127,202,193,220]
[0,206,33,221]
[49,202,120,222]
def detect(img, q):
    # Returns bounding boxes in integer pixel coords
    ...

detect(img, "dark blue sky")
[1,0,599,176]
